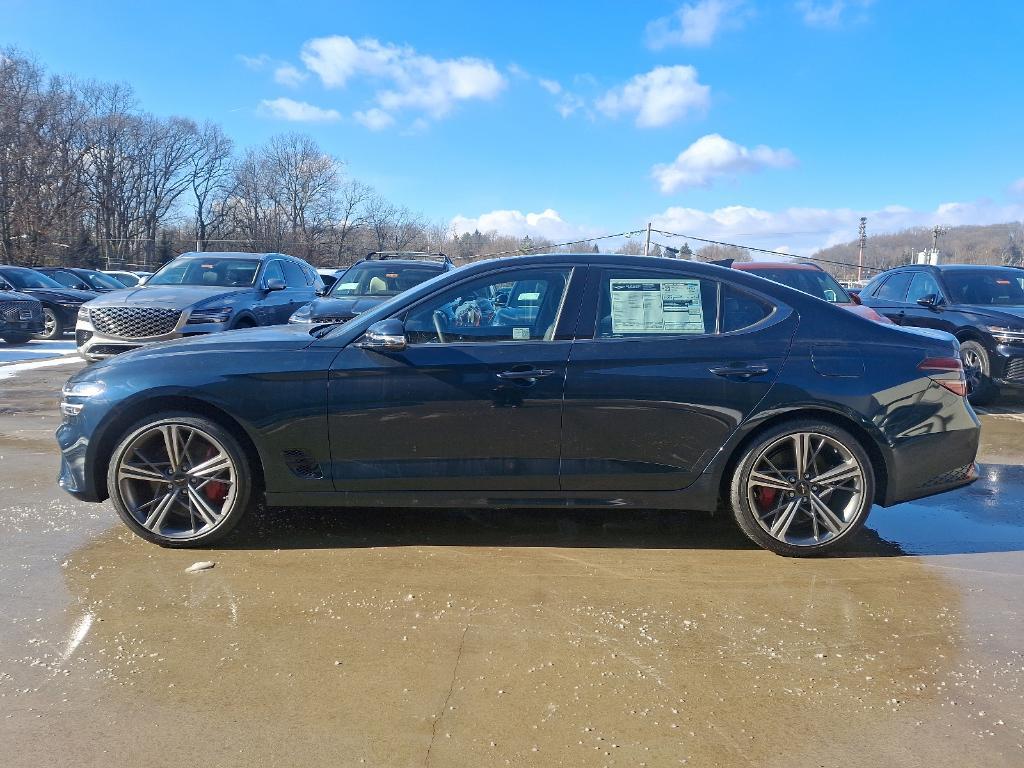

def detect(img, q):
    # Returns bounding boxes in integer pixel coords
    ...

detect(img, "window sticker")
[512,327,531,340]
[609,279,705,334]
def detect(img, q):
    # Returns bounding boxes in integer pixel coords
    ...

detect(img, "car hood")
[0,289,42,304]
[18,287,96,303]
[86,285,253,309]
[308,295,386,317]
[954,305,1024,325]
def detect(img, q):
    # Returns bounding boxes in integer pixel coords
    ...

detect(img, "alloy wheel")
[42,308,57,337]
[115,422,239,540]
[747,431,866,547]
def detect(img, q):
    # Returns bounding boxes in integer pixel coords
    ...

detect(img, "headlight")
[289,304,315,323]
[987,325,1024,343]
[187,307,233,324]
[62,380,105,398]
[77,305,90,321]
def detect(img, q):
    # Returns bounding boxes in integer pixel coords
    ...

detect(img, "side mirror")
[265,278,287,292]
[916,294,941,310]
[849,292,862,305]
[315,285,329,297]
[357,318,407,353]
[138,275,149,286]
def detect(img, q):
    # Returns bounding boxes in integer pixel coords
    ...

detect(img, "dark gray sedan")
[75,252,323,361]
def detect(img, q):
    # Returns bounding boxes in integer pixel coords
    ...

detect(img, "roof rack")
[364,251,453,265]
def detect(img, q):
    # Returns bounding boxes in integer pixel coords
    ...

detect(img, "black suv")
[34,267,128,293]
[0,266,96,339]
[77,252,324,361]
[859,264,1024,403]
[0,280,44,344]
[289,252,455,326]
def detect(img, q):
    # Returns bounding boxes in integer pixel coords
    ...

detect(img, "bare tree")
[189,122,234,251]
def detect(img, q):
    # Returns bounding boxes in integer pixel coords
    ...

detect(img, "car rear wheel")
[960,340,997,406]
[106,413,253,547]
[729,420,874,556]
[35,307,63,340]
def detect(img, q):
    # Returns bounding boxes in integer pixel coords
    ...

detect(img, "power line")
[473,229,646,260]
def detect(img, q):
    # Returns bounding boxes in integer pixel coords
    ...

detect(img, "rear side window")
[906,272,942,303]
[594,270,773,338]
[873,272,913,302]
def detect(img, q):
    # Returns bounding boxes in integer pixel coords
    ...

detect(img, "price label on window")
[609,279,705,334]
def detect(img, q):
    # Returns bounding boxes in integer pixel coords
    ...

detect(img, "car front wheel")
[960,340,997,406]
[35,307,63,340]
[729,420,874,556]
[106,413,253,547]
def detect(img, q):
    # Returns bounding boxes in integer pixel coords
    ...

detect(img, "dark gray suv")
[76,252,323,361]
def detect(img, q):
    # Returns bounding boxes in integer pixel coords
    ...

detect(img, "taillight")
[919,356,968,397]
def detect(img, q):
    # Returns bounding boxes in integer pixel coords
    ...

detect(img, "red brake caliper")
[201,445,228,503]
[754,487,778,513]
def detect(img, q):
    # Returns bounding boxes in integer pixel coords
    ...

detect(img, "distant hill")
[812,222,1024,280]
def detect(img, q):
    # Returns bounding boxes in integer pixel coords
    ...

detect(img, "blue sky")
[5,0,1024,253]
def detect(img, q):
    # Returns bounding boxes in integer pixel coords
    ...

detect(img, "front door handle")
[710,365,770,379]
[496,368,555,381]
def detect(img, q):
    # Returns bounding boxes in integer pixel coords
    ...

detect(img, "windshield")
[746,268,851,303]
[148,257,261,287]
[78,270,126,290]
[331,262,441,298]
[944,269,1024,306]
[0,267,65,290]
[108,272,140,286]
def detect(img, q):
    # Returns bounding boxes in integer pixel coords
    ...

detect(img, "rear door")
[280,260,316,319]
[560,266,796,492]
[865,271,914,324]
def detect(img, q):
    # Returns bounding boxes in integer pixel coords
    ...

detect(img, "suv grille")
[1005,357,1024,381]
[1,300,41,322]
[90,307,181,338]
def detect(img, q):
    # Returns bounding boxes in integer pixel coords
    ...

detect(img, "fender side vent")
[282,449,324,480]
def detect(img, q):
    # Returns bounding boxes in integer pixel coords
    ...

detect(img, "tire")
[34,307,63,340]
[231,317,257,330]
[960,340,997,406]
[1,333,33,345]
[106,412,254,547]
[729,419,875,557]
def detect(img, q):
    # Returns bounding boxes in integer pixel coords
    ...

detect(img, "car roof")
[351,258,447,268]
[733,261,823,271]
[174,251,295,261]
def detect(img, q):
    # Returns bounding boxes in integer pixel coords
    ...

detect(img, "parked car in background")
[34,267,127,293]
[732,261,889,323]
[75,252,323,361]
[316,268,345,290]
[0,266,95,339]
[290,252,455,326]
[859,264,1024,404]
[102,270,152,287]
[0,279,44,344]
[58,253,979,556]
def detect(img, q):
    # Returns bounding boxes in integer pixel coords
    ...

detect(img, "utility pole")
[857,217,867,282]
[643,222,652,257]
[931,225,947,252]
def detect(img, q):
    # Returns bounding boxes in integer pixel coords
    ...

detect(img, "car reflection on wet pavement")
[1,367,1023,767]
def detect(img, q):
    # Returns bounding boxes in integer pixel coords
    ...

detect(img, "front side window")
[333,262,442,298]
[148,257,261,287]
[906,272,942,304]
[281,261,307,288]
[78,270,126,290]
[404,268,572,344]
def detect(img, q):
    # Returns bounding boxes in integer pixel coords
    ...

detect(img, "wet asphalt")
[1,362,1022,767]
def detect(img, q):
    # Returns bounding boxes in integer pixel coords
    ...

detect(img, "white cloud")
[273,64,308,88]
[646,0,745,49]
[796,1,873,28]
[648,198,1024,255]
[354,107,395,131]
[299,35,506,124]
[596,66,710,128]
[1009,178,1024,196]
[258,97,341,123]
[239,54,271,70]
[451,209,595,242]
[538,78,562,95]
[652,134,797,193]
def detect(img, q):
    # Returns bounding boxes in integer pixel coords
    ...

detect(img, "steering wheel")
[432,310,447,343]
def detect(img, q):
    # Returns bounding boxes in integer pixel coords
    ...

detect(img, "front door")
[327,265,581,491]
[560,266,796,491]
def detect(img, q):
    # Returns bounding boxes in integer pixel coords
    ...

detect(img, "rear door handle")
[497,368,555,381]
[710,365,770,379]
